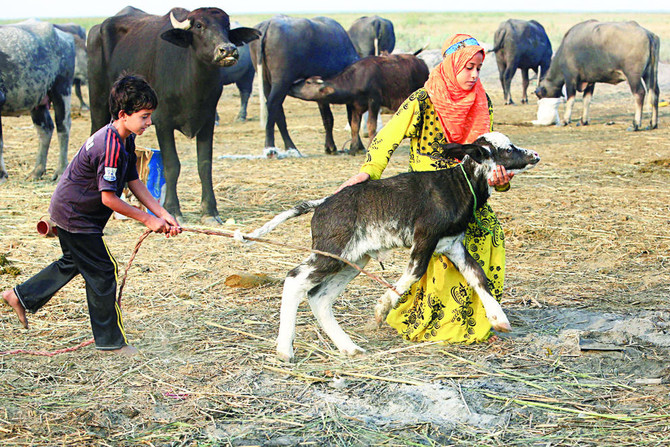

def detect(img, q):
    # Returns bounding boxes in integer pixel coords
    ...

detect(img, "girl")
[337,34,513,343]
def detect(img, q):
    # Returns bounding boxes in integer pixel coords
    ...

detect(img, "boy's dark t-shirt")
[49,124,139,234]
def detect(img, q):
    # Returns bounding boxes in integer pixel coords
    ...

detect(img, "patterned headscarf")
[424,34,490,144]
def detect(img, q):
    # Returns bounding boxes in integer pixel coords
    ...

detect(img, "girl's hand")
[335,172,370,194]
[488,165,514,187]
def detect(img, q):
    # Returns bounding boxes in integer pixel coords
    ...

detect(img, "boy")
[2,74,180,355]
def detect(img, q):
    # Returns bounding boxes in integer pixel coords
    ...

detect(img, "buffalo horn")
[170,12,191,30]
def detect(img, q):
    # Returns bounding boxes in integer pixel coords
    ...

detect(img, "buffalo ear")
[229,27,261,46]
[321,86,336,96]
[160,29,192,48]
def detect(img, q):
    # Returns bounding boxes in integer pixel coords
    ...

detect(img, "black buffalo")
[220,22,256,123]
[88,7,260,223]
[54,23,88,110]
[0,20,75,183]
[535,20,659,131]
[347,15,396,57]
[490,19,552,105]
[251,15,359,153]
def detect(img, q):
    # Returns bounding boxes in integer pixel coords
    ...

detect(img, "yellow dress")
[360,88,504,343]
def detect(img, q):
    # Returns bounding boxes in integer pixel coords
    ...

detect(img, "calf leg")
[318,102,337,154]
[374,240,437,325]
[347,104,365,155]
[446,242,511,332]
[27,105,54,180]
[276,259,322,362]
[308,259,369,357]
[367,101,381,142]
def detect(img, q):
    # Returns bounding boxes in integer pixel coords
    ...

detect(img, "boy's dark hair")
[109,73,158,120]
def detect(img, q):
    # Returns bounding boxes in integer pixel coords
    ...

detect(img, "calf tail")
[244,198,327,239]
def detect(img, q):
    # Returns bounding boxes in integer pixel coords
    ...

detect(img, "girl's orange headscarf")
[424,34,490,144]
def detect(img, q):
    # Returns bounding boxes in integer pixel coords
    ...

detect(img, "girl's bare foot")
[487,334,499,344]
[2,289,28,329]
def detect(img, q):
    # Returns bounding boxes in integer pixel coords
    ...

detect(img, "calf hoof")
[521,98,528,104]
[626,125,640,132]
[577,120,589,127]
[276,346,295,363]
[340,345,366,357]
[491,320,512,333]
[0,172,8,185]
[374,299,392,327]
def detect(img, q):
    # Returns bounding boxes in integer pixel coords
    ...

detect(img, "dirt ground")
[1,39,670,446]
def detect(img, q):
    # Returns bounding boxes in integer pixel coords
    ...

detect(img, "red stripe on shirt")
[105,128,121,168]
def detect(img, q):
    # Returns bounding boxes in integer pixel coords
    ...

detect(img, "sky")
[3,0,668,19]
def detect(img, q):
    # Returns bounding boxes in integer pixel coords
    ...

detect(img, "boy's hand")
[147,215,181,237]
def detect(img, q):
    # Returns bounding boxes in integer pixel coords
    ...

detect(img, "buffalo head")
[535,78,564,100]
[161,8,260,67]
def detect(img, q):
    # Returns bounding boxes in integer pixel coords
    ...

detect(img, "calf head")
[161,8,260,67]
[289,77,334,101]
[440,132,540,179]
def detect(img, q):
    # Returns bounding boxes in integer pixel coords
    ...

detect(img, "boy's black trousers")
[14,228,128,350]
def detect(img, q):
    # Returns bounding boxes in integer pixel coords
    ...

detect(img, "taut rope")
[1,226,399,356]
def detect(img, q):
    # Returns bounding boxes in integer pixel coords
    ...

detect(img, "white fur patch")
[479,132,512,150]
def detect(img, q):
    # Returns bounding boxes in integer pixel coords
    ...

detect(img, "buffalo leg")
[562,83,577,125]
[501,64,515,105]
[627,75,646,131]
[27,105,54,180]
[74,80,89,110]
[644,69,659,130]
[195,120,221,224]
[50,86,72,180]
[0,115,6,183]
[579,83,595,126]
[265,82,297,150]
[318,102,336,154]
[521,68,530,104]
[155,126,182,220]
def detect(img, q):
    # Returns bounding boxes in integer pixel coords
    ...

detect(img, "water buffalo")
[0,20,75,183]
[251,15,359,154]
[535,20,659,131]
[490,19,552,105]
[289,54,429,155]
[54,23,88,110]
[347,15,396,57]
[220,22,256,123]
[88,7,260,223]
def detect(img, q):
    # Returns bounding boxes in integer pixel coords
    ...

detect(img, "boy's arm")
[127,179,181,235]
[101,188,179,237]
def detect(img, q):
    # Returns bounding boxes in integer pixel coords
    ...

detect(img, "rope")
[1,225,400,356]
[459,163,494,236]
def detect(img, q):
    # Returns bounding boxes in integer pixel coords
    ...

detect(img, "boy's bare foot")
[103,345,139,356]
[2,289,28,329]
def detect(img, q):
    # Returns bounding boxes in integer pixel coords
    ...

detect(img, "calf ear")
[160,29,193,48]
[229,27,261,46]
[438,143,487,163]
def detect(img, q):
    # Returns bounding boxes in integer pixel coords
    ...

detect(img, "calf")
[239,132,540,361]
[289,54,429,155]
